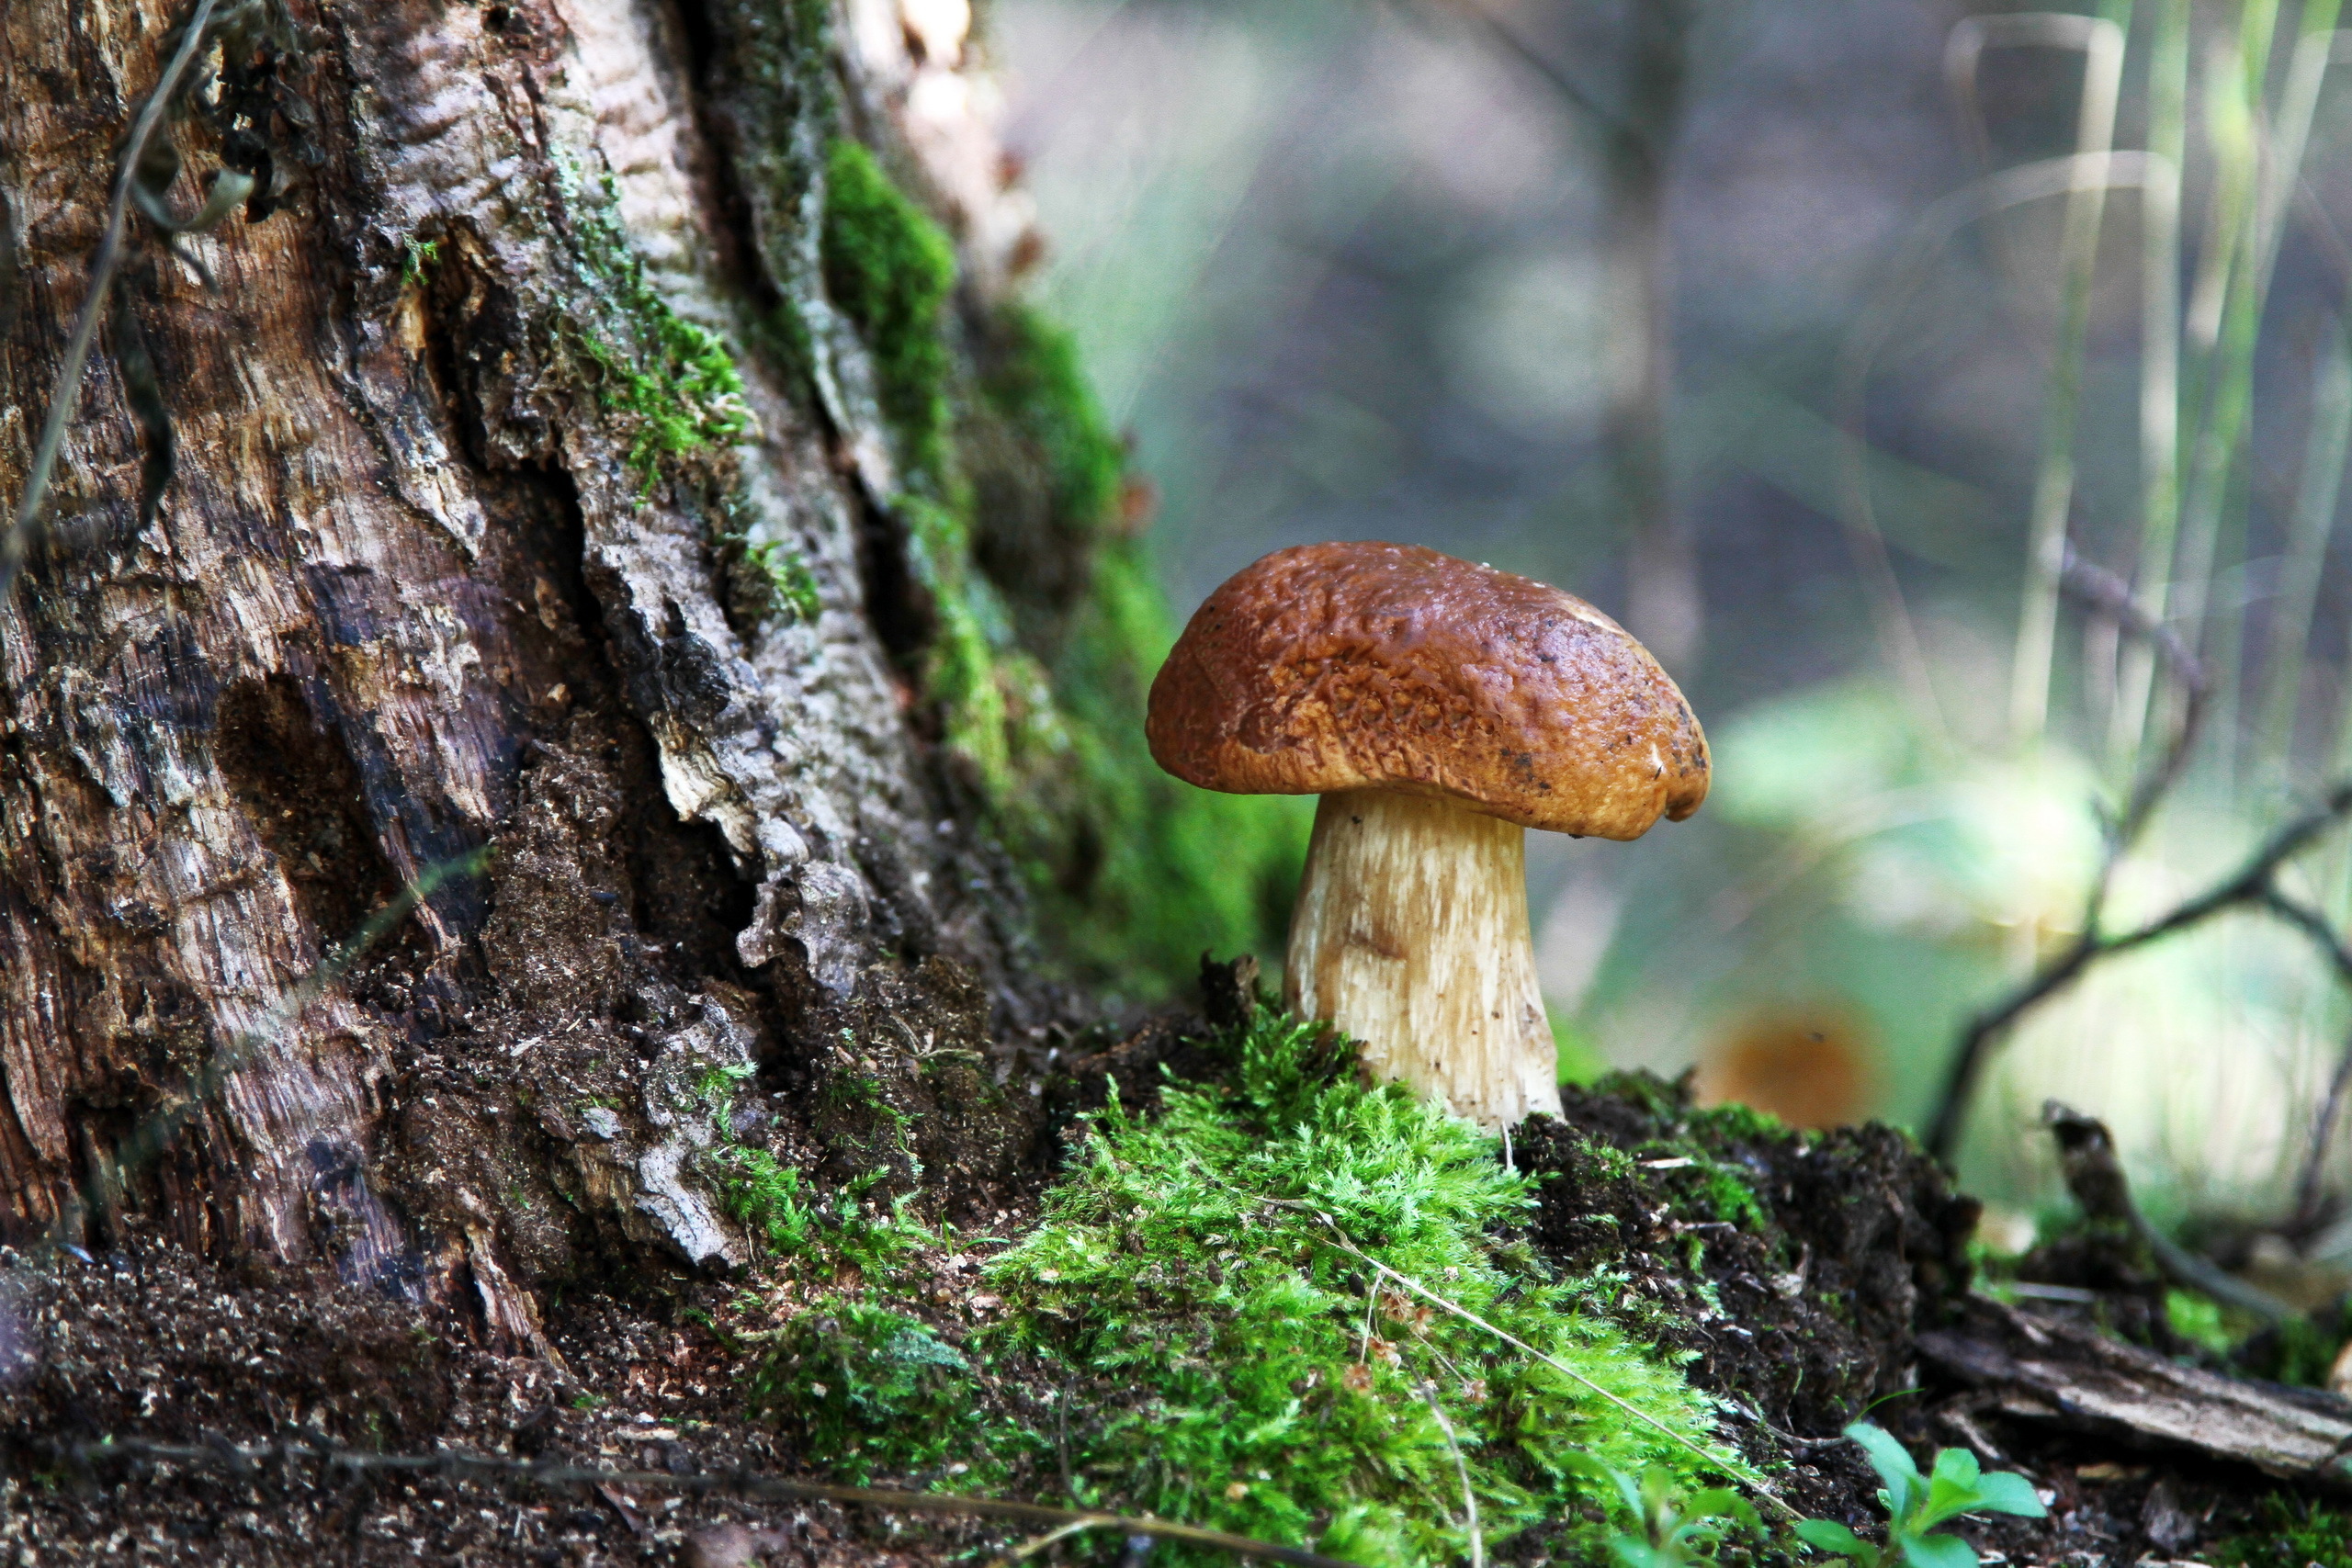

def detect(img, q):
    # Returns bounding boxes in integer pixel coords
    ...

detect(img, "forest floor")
[0,976,2335,1567]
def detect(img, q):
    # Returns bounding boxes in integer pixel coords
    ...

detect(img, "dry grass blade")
[1835,150,2168,757]
[991,1518,1105,1568]
[1418,1381,1481,1568]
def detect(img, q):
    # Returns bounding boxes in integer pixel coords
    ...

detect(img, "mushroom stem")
[1284,788,1561,1130]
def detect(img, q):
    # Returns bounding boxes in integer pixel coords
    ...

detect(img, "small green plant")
[716,1145,820,1256]
[401,236,440,289]
[1793,1423,2044,1568]
[695,1059,758,1117]
[2164,1287,2234,1355]
[749,540,822,624]
[1566,1456,1761,1567]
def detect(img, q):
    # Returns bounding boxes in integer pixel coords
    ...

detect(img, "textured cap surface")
[1146,541,1709,838]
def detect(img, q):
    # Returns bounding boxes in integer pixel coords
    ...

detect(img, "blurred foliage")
[2213,1494,2352,1568]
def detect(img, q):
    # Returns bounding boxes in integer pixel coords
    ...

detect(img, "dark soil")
[1517,1074,2306,1562]
[1518,1074,1981,1523]
[0,1242,978,1565]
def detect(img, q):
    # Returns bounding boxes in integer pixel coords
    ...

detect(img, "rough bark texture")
[0,0,1132,1334]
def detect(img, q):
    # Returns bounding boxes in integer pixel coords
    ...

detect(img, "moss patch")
[813,143,1305,994]
[966,304,1308,993]
[2212,1494,2352,1566]
[821,138,956,489]
[717,1006,1746,1567]
[1037,534,1312,988]
[556,156,754,485]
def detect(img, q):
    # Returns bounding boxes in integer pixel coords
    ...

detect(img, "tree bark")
[0,0,1103,1340]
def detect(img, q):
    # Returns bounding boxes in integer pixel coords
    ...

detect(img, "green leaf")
[1793,1517,1875,1563]
[1965,1472,2047,1518]
[1563,1451,1648,1527]
[1928,1448,1980,1490]
[1898,1531,1977,1568]
[1684,1488,1759,1532]
[1610,1540,1675,1568]
[1845,1423,1925,1519]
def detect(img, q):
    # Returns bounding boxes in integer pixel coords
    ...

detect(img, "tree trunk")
[0,0,1193,1345]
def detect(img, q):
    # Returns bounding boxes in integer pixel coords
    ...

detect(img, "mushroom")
[1146,541,1709,1129]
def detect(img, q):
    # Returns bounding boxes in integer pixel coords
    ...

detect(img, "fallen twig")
[1917,1296,2352,1489]
[52,1436,1363,1568]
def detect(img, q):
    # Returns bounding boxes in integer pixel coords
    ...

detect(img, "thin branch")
[1928,782,2352,1161]
[2298,1023,2352,1236]
[2263,885,2352,1233]
[2060,547,2206,861]
[0,0,219,602]
[2042,1101,2296,1325]
[2261,886,2352,985]
[53,1437,1361,1568]
[1923,544,2211,1163]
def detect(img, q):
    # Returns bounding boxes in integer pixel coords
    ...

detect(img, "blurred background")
[985,0,2352,1235]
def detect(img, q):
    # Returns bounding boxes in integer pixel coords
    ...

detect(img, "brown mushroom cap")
[1146,541,1709,839]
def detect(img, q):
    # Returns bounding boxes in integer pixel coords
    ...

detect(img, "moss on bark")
[808,139,1306,996]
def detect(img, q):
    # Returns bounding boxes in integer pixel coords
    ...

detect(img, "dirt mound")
[1517,1073,1980,1520]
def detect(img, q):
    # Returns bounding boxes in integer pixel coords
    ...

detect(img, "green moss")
[754,1300,977,1476]
[964,301,1308,992]
[1037,537,1312,993]
[812,142,1304,995]
[725,1007,1747,1564]
[2213,1495,2352,1567]
[556,156,754,484]
[821,138,957,488]
[2239,1300,2352,1388]
[978,303,1125,542]
[757,543,823,624]
[401,236,439,289]
[2164,1288,2234,1356]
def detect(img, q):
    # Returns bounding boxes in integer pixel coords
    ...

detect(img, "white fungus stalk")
[1285,788,1558,1130]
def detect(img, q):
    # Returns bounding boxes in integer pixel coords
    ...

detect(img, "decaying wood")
[1919,1297,2352,1489]
[0,0,1061,1332]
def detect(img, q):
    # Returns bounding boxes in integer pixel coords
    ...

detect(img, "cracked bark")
[0,0,1062,1337]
